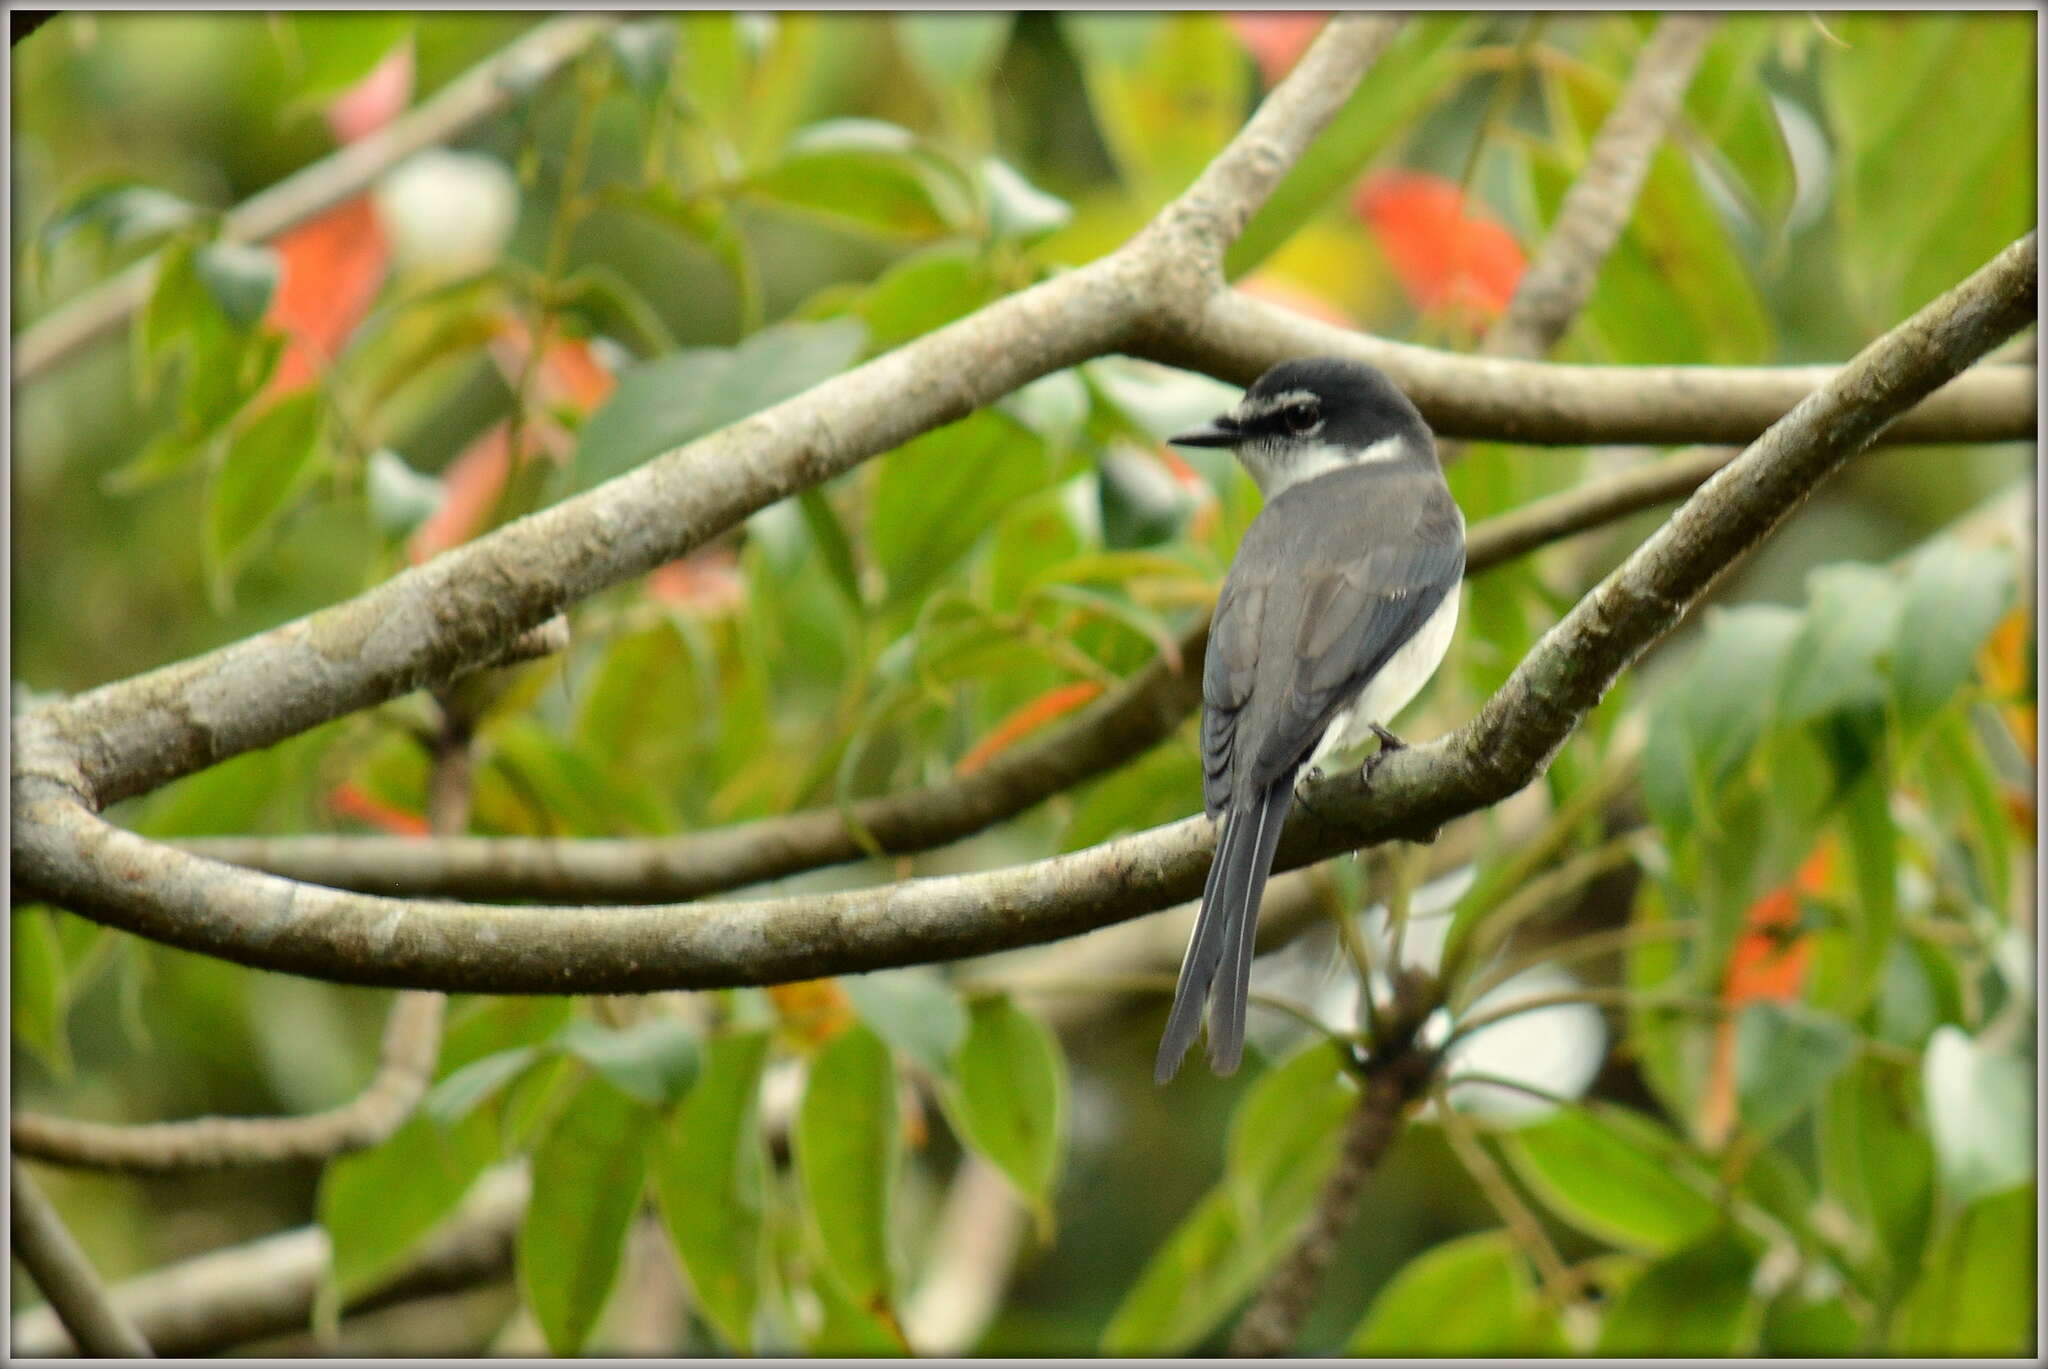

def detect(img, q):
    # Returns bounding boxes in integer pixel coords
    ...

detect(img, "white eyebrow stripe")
[1233,389,1318,422]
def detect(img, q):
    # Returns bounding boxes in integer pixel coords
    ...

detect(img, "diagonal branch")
[10,1157,157,1356]
[12,233,2032,995]
[1481,14,1717,360]
[13,16,1401,816]
[11,16,620,387]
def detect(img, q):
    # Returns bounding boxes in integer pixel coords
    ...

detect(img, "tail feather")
[1155,775,1294,1083]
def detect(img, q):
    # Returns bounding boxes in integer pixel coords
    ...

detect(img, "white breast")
[1307,587,1461,770]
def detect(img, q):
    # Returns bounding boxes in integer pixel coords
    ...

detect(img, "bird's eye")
[1283,401,1320,433]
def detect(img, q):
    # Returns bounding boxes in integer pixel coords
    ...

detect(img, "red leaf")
[328,781,429,837]
[955,681,1105,777]
[264,196,389,396]
[1226,12,1328,85]
[324,43,413,145]
[1354,170,1526,326]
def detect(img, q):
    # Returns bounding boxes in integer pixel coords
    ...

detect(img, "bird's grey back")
[1202,456,1464,810]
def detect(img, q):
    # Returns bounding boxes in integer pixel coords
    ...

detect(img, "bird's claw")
[1360,725,1408,789]
[1293,765,1338,823]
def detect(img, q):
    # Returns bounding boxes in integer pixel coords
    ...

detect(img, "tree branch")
[14,232,2031,994]
[12,18,1400,816]
[8,1166,528,1358]
[1480,14,1717,360]
[9,1157,156,1356]
[10,16,620,388]
[11,990,442,1173]
[166,466,1687,902]
[1134,293,2033,446]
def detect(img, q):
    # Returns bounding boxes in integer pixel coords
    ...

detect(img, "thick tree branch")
[13,17,1398,816]
[13,234,2032,994]
[12,697,490,1173]
[10,16,620,387]
[9,1158,156,1356]
[167,471,1678,901]
[1135,293,2034,446]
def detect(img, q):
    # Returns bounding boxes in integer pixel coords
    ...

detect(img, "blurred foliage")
[10,11,2035,1356]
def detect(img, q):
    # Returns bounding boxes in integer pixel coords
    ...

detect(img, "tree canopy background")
[10,11,2035,1357]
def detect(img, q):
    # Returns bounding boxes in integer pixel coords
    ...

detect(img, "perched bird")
[1156,357,1465,1082]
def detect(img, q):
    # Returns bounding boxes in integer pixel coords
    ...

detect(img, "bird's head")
[1170,356,1435,495]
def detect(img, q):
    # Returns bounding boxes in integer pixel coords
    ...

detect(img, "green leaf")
[1061,14,1248,202]
[195,242,279,330]
[1761,1286,1864,1356]
[834,242,998,353]
[980,157,1073,242]
[40,182,198,267]
[1822,14,2035,328]
[945,995,1067,1227]
[1891,539,2013,732]
[1921,1025,2034,1204]
[205,389,327,607]
[277,13,414,106]
[574,318,866,491]
[424,1045,542,1128]
[12,907,71,1079]
[842,969,967,1078]
[796,487,864,611]
[868,409,1054,620]
[608,18,676,98]
[745,120,972,240]
[319,1109,498,1301]
[1889,1182,2036,1356]
[520,1071,660,1356]
[1818,1056,1934,1297]
[1682,605,1805,784]
[897,13,1013,93]
[795,1023,901,1311]
[1349,1229,1568,1355]
[1101,1044,1355,1354]
[1683,20,1797,244]
[1502,1107,1719,1255]
[1776,562,1901,724]
[365,447,444,536]
[1227,16,1478,277]
[1733,1001,1856,1141]
[652,1030,772,1353]
[557,1016,701,1109]
[1595,1227,1760,1355]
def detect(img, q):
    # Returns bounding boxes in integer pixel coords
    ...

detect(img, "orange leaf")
[327,781,428,837]
[264,196,389,396]
[1699,838,1834,1147]
[646,546,746,616]
[1226,12,1328,85]
[767,979,855,1048]
[955,681,1105,777]
[1354,170,1525,327]
[407,424,511,563]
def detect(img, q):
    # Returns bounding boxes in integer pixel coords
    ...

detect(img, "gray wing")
[1203,466,1464,808]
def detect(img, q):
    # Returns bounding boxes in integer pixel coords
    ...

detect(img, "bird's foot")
[1292,765,1339,823]
[1359,726,1408,787]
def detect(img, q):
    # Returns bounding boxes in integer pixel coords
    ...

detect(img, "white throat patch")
[1238,434,1410,497]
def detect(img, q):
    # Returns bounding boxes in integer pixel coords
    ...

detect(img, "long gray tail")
[1154,774,1294,1083]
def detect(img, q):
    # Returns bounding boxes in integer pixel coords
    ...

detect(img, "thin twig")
[1434,1081,1584,1310]
[12,16,619,386]
[10,1157,156,1356]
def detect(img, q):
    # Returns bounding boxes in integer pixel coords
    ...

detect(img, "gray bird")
[1156,357,1465,1082]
